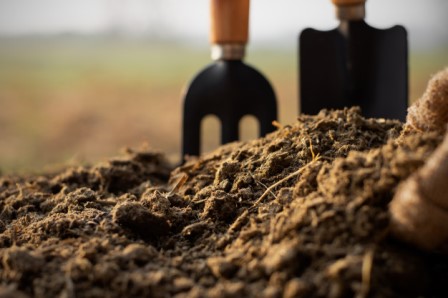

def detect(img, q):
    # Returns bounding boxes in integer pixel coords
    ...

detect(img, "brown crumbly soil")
[1,107,447,298]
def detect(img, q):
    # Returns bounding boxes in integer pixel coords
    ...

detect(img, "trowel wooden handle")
[210,0,250,44]
[332,0,366,6]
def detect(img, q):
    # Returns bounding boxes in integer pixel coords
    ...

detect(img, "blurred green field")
[0,37,446,173]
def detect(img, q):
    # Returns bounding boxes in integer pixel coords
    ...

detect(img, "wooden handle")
[332,0,366,6]
[210,0,250,44]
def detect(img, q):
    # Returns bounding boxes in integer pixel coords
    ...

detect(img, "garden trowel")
[300,0,408,121]
[182,0,277,159]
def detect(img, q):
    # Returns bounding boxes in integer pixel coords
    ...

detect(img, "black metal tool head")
[300,19,408,121]
[181,0,277,160]
[182,60,277,158]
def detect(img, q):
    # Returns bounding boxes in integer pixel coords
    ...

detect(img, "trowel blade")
[300,21,408,121]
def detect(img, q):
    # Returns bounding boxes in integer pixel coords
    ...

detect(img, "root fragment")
[360,247,375,298]
[252,157,321,209]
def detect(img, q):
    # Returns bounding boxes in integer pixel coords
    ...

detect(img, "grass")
[0,36,446,173]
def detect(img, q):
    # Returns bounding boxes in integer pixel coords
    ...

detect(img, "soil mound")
[1,107,447,298]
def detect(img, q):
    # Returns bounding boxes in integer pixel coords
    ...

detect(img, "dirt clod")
[2,246,44,274]
[112,201,170,239]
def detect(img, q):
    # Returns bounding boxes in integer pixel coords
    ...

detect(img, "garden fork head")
[181,0,277,160]
[182,59,277,158]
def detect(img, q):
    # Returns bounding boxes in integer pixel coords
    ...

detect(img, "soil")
[1,107,447,298]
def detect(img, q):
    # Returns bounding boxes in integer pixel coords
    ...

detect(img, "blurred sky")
[0,0,447,49]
